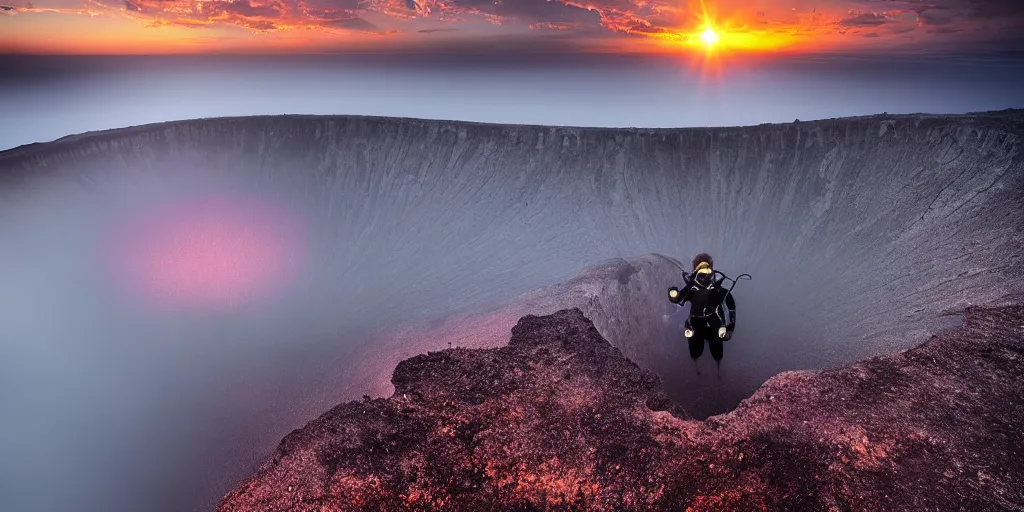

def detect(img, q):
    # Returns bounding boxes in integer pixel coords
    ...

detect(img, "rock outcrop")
[340,254,686,398]
[219,306,1024,511]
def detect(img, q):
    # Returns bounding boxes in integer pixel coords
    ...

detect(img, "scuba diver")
[666,253,742,374]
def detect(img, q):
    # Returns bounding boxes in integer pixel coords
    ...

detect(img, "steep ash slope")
[2,110,1021,362]
[1,110,1022,512]
[219,307,1024,511]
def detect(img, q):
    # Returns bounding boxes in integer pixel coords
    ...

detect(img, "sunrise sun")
[700,27,720,47]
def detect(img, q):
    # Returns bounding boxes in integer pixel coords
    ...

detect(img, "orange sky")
[1,0,1021,54]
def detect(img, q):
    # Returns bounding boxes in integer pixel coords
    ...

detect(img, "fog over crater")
[0,110,1022,511]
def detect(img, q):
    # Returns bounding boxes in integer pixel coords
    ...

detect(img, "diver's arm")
[674,283,693,305]
[669,273,694,305]
[679,272,692,292]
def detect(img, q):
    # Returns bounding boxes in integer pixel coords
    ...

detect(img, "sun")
[700,27,720,47]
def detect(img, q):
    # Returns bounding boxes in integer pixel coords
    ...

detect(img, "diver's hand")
[718,326,728,339]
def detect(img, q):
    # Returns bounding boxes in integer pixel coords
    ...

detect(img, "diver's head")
[694,263,713,286]
[692,252,713,287]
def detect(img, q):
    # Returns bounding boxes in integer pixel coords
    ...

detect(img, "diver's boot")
[692,358,701,376]
[716,360,722,381]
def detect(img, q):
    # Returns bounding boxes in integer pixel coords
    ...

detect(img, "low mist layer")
[0,110,1021,511]
[4,54,1024,152]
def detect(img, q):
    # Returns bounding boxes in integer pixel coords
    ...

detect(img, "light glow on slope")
[109,194,307,311]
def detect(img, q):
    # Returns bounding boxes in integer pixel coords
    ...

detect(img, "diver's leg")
[709,337,724,380]
[710,338,724,362]
[687,335,703,375]
[688,336,704,359]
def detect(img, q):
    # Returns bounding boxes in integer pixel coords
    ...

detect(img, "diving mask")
[694,262,713,286]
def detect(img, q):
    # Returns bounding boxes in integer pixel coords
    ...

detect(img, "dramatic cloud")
[83,0,384,33]
[926,24,962,33]
[319,16,381,32]
[438,0,603,28]
[3,0,1024,52]
[962,0,1024,18]
[840,12,888,27]
[899,0,1024,27]
[917,7,953,26]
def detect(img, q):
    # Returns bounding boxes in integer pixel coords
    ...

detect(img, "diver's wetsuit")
[676,276,737,361]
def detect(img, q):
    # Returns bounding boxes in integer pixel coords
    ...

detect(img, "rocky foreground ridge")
[219,306,1024,511]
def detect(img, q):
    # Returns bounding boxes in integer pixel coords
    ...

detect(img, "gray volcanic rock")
[218,306,1024,511]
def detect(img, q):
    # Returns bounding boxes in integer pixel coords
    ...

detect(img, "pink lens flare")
[107,193,308,311]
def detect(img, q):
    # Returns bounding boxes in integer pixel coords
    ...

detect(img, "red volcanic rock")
[218,306,1024,511]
